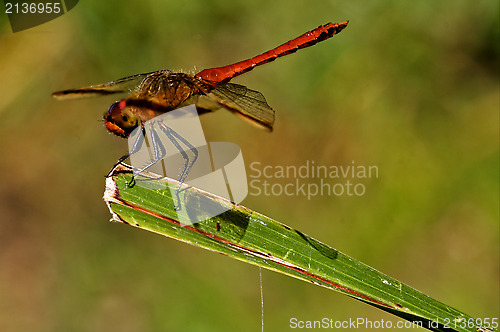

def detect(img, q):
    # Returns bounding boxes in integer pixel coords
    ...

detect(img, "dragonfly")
[53,21,348,207]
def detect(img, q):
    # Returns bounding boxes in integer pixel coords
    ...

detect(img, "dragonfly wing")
[208,83,275,131]
[52,72,157,100]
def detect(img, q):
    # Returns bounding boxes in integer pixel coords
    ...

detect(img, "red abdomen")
[195,21,349,84]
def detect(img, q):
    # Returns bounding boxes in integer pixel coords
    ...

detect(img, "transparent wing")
[209,83,275,131]
[52,71,158,100]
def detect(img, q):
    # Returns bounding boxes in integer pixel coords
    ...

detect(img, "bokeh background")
[0,1,498,331]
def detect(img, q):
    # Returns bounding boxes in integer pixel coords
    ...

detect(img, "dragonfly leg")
[106,125,147,185]
[158,122,199,211]
[128,121,167,187]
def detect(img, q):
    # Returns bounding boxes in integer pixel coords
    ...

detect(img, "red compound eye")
[103,101,138,137]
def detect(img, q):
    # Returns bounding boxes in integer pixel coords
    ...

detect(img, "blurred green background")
[0,1,498,331]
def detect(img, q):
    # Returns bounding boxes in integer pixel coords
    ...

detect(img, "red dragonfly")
[53,21,348,202]
[53,21,348,135]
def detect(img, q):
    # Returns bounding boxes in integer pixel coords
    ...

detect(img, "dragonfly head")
[104,101,139,138]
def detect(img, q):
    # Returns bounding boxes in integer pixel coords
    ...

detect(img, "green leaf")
[104,164,494,332]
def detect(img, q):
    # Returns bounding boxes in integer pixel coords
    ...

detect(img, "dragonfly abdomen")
[195,21,348,84]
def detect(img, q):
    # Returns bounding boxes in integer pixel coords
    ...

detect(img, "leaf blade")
[104,164,491,332]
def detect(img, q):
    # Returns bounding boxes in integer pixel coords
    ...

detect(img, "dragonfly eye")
[104,101,139,137]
